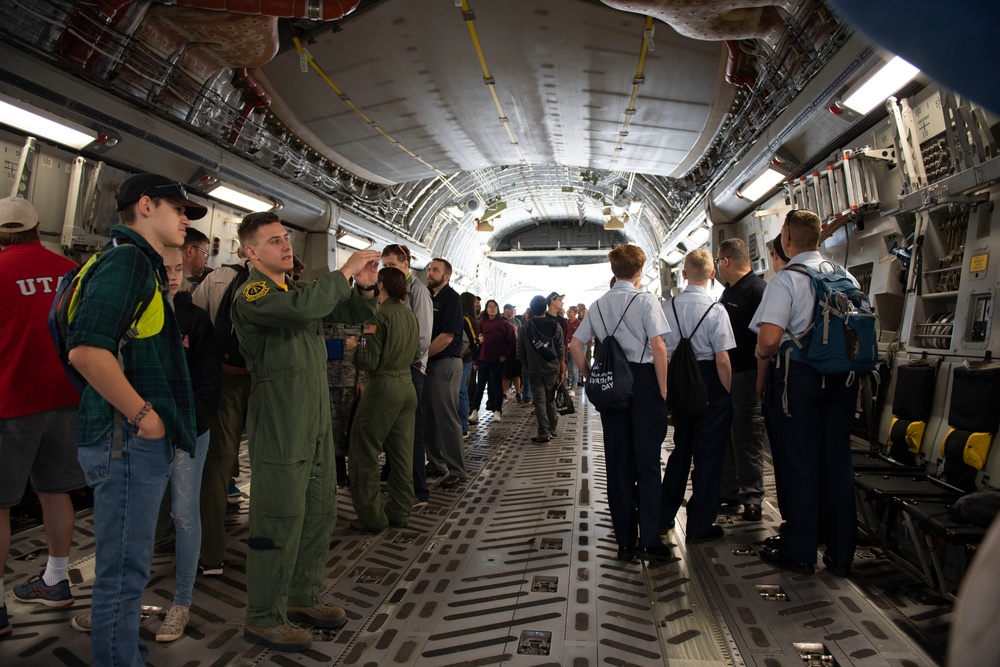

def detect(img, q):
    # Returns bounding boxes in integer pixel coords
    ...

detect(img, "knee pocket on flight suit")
[304,459,336,517]
[256,457,309,520]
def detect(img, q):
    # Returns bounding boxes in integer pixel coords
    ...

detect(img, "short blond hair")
[684,248,714,282]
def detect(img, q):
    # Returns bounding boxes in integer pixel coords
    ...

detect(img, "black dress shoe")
[616,544,637,562]
[759,545,814,575]
[425,466,447,477]
[763,534,781,549]
[718,497,741,508]
[638,544,674,564]
[822,553,853,577]
[742,504,762,521]
[530,435,551,444]
[440,475,466,488]
[686,524,724,544]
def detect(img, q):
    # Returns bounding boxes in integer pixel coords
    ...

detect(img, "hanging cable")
[292,36,450,179]
[459,0,525,164]
[609,16,654,169]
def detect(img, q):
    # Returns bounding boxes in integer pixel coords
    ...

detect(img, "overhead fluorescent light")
[444,205,464,218]
[841,56,920,115]
[628,200,643,216]
[687,225,710,247]
[664,249,684,265]
[736,167,786,202]
[0,95,97,150]
[207,183,274,212]
[336,230,373,250]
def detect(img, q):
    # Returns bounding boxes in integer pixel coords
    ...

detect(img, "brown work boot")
[244,622,312,652]
[286,602,348,629]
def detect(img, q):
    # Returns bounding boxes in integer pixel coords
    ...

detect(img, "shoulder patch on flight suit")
[243,281,269,301]
[363,323,377,334]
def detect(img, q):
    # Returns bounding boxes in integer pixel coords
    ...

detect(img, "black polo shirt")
[720,271,767,373]
[430,283,464,361]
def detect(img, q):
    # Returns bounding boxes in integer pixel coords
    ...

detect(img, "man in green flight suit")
[232,211,381,652]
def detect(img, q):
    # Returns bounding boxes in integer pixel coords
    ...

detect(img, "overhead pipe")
[59,0,362,71]
[172,0,362,20]
[229,67,272,145]
[59,0,135,69]
[725,40,757,90]
[600,0,797,47]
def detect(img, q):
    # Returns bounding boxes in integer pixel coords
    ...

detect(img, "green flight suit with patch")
[349,298,420,528]
[232,267,375,628]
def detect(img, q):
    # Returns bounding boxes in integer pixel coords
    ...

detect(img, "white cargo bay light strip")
[0,95,96,150]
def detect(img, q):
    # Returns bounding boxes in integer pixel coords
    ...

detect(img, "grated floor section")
[2,395,944,666]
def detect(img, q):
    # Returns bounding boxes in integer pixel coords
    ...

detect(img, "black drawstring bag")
[554,383,575,415]
[586,293,642,413]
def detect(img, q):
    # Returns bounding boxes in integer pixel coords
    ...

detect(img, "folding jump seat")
[897,365,1000,597]
[854,365,989,552]
[853,363,937,473]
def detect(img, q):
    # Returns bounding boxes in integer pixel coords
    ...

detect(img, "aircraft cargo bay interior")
[1,0,999,665]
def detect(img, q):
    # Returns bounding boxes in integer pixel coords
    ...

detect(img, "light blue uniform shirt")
[574,281,670,363]
[749,250,860,344]
[662,285,736,361]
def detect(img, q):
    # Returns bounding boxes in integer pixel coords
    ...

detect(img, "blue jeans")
[77,422,173,667]
[170,430,208,607]
[458,360,473,433]
[566,353,581,388]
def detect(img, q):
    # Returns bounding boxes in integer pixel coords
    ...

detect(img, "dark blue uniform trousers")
[600,363,668,550]
[661,360,733,538]
[765,359,858,565]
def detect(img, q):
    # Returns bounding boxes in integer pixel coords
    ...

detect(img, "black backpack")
[526,319,558,362]
[586,293,642,413]
[213,262,251,368]
[667,299,717,420]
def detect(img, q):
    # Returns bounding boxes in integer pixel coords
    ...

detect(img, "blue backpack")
[781,263,877,375]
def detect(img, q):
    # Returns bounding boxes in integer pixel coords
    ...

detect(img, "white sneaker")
[494,411,502,422]
[70,613,91,632]
[156,606,189,642]
[568,390,576,397]
[468,409,479,421]
[199,562,224,577]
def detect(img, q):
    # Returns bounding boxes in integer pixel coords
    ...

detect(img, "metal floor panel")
[2,397,945,666]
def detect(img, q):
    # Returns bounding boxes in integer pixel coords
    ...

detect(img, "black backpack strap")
[610,292,641,337]
[690,302,717,338]
[670,298,687,338]
[595,300,609,341]
[671,297,716,339]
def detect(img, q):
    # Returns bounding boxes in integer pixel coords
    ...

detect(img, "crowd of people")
[1,179,858,660]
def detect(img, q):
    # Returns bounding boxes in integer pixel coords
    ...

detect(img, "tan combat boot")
[286,602,348,629]
[244,622,312,651]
